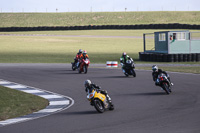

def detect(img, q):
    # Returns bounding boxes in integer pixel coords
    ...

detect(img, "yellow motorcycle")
[87,89,114,113]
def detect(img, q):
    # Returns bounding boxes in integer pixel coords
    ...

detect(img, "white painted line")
[0,118,31,125]
[0,79,74,127]
[4,84,27,89]
[21,90,44,93]
[49,100,70,105]
[0,81,11,85]
[39,95,64,99]
[36,108,63,113]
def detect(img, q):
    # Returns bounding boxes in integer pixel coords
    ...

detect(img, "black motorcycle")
[71,58,78,71]
[156,73,172,94]
[122,60,136,77]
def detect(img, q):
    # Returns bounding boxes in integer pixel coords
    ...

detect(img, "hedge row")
[0,23,200,32]
[139,52,200,62]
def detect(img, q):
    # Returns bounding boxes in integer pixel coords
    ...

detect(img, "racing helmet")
[83,50,87,56]
[122,52,126,56]
[84,79,91,87]
[79,49,83,53]
[152,65,158,72]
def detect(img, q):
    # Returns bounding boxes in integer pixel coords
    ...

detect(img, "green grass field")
[1,30,200,64]
[0,86,49,121]
[0,30,145,63]
[0,11,200,27]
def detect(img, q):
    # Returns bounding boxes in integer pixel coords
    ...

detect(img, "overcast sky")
[1,0,200,12]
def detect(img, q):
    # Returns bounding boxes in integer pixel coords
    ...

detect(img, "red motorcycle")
[78,58,90,74]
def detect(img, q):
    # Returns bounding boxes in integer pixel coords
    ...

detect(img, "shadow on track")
[44,69,82,75]
[103,76,132,78]
[64,110,98,115]
[132,92,166,96]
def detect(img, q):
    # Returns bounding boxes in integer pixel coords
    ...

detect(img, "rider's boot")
[76,62,79,68]
[122,69,128,76]
[106,94,112,104]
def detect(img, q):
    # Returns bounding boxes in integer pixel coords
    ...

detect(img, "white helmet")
[84,79,91,87]
[152,65,158,72]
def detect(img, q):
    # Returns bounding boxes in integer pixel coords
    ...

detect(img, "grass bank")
[0,11,200,27]
[0,86,49,121]
[0,30,200,63]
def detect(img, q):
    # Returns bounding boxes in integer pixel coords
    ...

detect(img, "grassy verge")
[0,12,200,27]
[0,86,49,121]
[1,30,200,63]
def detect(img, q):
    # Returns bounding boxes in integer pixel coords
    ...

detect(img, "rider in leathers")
[75,49,83,68]
[152,65,173,86]
[84,80,112,105]
[79,50,89,67]
[120,52,134,75]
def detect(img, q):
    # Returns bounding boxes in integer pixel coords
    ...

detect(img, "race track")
[0,64,200,133]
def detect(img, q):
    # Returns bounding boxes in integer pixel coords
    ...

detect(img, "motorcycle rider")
[120,52,134,75]
[152,65,173,86]
[84,80,112,105]
[81,50,89,59]
[74,49,83,68]
[79,50,89,66]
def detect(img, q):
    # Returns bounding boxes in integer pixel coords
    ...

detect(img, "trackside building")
[139,31,200,62]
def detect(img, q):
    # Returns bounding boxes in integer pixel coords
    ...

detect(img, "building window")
[159,33,166,41]
[176,32,186,40]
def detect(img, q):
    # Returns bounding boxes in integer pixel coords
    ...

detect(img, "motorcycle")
[87,89,114,113]
[71,58,78,71]
[156,73,172,94]
[121,60,136,77]
[78,58,90,74]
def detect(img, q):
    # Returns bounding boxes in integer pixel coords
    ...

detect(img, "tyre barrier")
[106,61,118,68]
[139,52,200,62]
[1,23,200,32]
[173,54,179,62]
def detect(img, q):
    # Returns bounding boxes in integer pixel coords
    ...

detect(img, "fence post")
[143,34,146,52]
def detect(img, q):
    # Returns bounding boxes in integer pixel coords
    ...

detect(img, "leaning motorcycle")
[71,58,78,71]
[87,89,114,113]
[156,73,172,94]
[121,60,136,77]
[78,58,90,74]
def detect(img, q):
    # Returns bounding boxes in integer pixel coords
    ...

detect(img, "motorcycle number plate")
[89,94,93,98]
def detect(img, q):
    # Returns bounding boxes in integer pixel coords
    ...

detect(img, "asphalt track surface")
[0,64,200,133]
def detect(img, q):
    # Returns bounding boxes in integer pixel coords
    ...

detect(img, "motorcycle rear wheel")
[94,99,105,113]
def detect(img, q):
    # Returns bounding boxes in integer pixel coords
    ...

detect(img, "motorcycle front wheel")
[162,83,171,94]
[72,63,76,71]
[94,99,105,113]
[83,65,87,74]
[131,69,136,77]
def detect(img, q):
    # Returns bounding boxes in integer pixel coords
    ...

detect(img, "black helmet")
[79,49,83,53]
